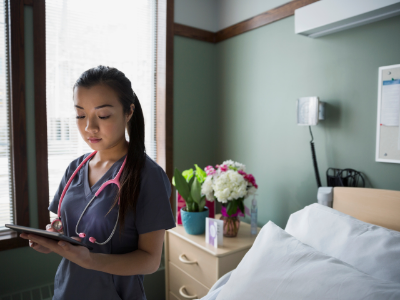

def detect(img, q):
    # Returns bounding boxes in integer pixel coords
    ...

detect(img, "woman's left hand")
[19,233,92,269]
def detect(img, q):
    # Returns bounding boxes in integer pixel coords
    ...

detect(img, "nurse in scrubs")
[20,66,176,300]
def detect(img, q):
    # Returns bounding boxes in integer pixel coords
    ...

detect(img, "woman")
[20,66,175,299]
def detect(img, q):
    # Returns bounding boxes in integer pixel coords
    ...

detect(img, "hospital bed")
[200,187,400,300]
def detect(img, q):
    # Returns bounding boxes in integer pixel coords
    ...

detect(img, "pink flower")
[244,173,258,189]
[205,165,216,176]
[238,170,247,176]
[220,164,228,172]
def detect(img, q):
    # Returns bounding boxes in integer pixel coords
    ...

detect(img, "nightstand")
[164,215,260,299]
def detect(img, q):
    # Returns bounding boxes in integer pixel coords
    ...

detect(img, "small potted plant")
[201,160,258,237]
[173,165,209,235]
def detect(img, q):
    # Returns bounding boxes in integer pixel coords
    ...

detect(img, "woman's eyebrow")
[74,104,113,109]
[95,104,113,109]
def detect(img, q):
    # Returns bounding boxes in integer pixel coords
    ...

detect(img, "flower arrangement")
[201,160,258,216]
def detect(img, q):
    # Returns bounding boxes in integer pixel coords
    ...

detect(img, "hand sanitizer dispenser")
[317,187,333,207]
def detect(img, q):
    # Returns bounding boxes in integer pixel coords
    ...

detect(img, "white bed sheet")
[200,221,400,300]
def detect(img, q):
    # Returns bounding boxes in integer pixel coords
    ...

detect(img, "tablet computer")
[5,224,93,250]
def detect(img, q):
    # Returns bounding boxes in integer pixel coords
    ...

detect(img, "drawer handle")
[179,254,197,264]
[179,286,197,299]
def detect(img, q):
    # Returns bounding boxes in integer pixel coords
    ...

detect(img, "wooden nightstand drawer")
[168,232,218,288]
[169,291,180,300]
[169,262,209,300]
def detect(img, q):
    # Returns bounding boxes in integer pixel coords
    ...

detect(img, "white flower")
[201,177,215,201]
[213,170,247,203]
[234,162,246,171]
[222,160,234,166]
[222,160,246,171]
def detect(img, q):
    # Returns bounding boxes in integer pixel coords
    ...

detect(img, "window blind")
[0,0,11,231]
[46,0,157,220]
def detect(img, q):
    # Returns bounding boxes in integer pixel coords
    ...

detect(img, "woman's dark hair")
[73,65,146,228]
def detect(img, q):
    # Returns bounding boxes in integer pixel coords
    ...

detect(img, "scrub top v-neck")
[49,153,176,300]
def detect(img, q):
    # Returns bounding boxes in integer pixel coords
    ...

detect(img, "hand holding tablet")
[5,224,93,250]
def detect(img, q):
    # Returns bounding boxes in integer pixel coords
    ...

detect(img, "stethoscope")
[51,151,127,245]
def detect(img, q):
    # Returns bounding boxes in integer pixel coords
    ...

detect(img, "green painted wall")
[216,15,400,228]
[173,36,219,172]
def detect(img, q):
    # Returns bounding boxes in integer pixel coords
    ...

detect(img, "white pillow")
[215,222,400,300]
[285,203,400,283]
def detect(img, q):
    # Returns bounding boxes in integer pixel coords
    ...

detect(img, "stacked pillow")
[285,203,400,283]
[214,204,400,300]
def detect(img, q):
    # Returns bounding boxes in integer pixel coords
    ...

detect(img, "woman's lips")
[88,138,102,143]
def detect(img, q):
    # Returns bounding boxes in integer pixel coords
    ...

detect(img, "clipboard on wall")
[376,64,400,164]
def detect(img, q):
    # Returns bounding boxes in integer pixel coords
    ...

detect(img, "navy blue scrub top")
[48,153,176,300]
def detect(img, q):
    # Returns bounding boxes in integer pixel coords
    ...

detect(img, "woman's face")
[73,84,133,152]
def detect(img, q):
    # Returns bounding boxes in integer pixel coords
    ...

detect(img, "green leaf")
[182,169,194,182]
[228,165,238,171]
[194,164,207,183]
[186,195,194,204]
[238,200,245,215]
[227,201,238,216]
[188,175,195,191]
[226,202,232,214]
[172,176,175,186]
[198,196,206,212]
[174,168,190,201]
[190,202,198,212]
[191,178,202,205]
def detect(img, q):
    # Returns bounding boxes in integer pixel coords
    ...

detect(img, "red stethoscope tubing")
[53,151,127,245]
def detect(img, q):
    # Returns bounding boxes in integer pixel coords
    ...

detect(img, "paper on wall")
[381,80,400,127]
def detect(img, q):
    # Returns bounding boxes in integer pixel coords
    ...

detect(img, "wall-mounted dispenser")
[297,96,325,188]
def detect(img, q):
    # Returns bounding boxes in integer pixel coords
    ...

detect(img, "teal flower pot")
[181,207,209,235]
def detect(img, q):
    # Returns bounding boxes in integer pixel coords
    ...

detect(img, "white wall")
[174,0,289,32]
[174,0,219,32]
[217,0,289,30]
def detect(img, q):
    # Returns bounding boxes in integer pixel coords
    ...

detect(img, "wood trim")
[156,0,174,207]
[174,23,215,43]
[23,0,33,6]
[173,0,320,43]
[10,0,29,227]
[33,0,49,230]
[215,0,319,42]
[0,231,28,251]
[156,1,166,177]
[166,0,174,189]
[0,0,30,251]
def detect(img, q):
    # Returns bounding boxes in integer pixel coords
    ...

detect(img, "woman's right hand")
[27,224,54,254]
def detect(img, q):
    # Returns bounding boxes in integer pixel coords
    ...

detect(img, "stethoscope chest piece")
[51,218,63,232]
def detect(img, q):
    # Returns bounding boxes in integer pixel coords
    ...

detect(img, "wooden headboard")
[333,187,400,232]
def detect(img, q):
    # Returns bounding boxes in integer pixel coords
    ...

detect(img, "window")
[0,0,173,251]
[0,0,11,232]
[45,0,157,220]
